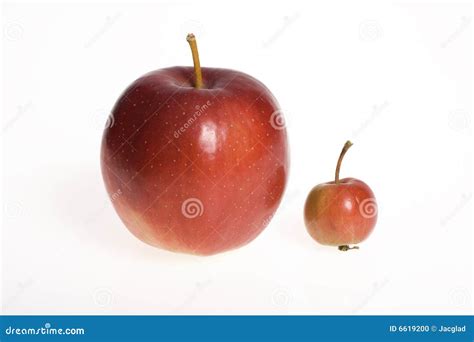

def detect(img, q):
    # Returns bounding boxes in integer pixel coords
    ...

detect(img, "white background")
[1,0,472,314]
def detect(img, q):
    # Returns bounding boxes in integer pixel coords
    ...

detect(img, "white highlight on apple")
[104,113,115,129]
[199,122,218,155]
[174,100,212,138]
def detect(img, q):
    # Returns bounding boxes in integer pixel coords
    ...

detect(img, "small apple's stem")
[335,140,353,184]
[186,33,203,89]
[338,245,359,251]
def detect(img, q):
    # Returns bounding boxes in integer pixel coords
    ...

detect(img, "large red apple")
[304,141,377,251]
[101,34,289,255]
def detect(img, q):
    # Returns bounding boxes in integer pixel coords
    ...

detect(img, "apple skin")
[101,67,289,255]
[304,177,377,246]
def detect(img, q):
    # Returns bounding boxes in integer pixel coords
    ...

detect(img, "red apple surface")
[304,141,377,250]
[101,34,289,255]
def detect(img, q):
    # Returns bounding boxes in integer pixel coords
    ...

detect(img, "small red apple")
[304,141,377,251]
[101,34,289,255]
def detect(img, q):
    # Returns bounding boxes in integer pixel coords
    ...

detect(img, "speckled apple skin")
[101,67,289,255]
[304,178,377,246]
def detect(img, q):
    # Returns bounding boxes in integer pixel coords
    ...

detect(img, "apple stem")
[186,33,203,89]
[338,245,359,251]
[335,140,353,184]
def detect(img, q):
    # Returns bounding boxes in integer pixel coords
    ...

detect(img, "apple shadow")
[52,166,198,263]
